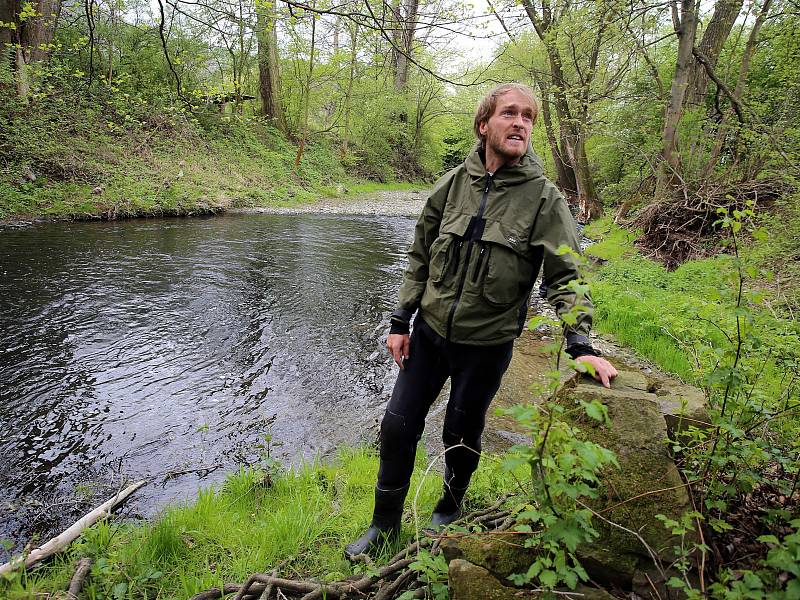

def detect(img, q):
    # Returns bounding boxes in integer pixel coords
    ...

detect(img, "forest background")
[2,0,800,597]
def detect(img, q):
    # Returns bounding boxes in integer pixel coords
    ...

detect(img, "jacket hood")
[464,142,545,184]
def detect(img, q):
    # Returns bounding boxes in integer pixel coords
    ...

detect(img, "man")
[345,83,617,558]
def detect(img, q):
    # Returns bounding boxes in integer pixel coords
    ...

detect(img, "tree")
[256,0,287,131]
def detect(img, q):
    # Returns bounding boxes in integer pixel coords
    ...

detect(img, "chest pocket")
[481,222,536,306]
[428,214,472,284]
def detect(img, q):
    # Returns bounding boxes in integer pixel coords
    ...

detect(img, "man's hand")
[575,355,618,389]
[387,333,410,369]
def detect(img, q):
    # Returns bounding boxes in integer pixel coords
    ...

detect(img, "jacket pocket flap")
[481,221,526,254]
[439,213,472,237]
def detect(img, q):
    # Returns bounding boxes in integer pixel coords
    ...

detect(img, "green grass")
[2,448,524,599]
[586,217,800,395]
[0,97,428,221]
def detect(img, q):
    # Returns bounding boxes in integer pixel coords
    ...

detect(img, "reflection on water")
[0,213,414,554]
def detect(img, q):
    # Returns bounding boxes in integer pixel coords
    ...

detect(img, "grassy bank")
[1,448,520,599]
[0,93,426,222]
[585,213,800,391]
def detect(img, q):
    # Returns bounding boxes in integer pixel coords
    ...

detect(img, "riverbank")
[0,94,428,225]
[2,196,798,597]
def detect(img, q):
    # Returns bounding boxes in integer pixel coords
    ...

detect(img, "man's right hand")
[387,333,410,369]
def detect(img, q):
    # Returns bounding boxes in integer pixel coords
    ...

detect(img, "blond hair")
[473,83,540,147]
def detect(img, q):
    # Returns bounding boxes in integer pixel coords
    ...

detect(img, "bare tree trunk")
[294,3,315,168]
[659,0,699,192]
[342,22,358,155]
[685,0,742,107]
[106,0,114,84]
[256,2,287,132]
[575,133,601,220]
[701,0,771,176]
[393,0,418,92]
[539,81,576,196]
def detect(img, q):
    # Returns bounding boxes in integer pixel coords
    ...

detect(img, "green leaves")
[501,400,616,591]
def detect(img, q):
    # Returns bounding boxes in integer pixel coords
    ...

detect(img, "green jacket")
[393,145,595,349]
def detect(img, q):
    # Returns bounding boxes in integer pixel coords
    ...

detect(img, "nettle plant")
[501,246,618,593]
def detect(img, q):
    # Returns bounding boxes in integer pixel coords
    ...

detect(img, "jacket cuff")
[565,333,600,359]
[390,309,413,335]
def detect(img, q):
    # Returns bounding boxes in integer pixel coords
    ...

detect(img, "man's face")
[478,90,535,166]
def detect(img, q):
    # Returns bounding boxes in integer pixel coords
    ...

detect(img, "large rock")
[443,366,706,597]
[447,557,618,600]
[448,559,535,600]
[561,369,700,591]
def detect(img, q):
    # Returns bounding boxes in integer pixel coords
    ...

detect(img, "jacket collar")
[464,143,545,185]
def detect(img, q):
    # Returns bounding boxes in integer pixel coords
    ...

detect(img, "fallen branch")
[66,557,93,599]
[0,480,146,577]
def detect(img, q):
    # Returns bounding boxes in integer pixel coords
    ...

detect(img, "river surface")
[0,213,415,556]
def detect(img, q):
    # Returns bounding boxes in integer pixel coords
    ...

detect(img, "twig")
[66,557,93,599]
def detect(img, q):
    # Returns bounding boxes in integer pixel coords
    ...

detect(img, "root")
[189,503,515,599]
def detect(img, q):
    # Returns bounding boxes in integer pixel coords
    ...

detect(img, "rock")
[447,557,617,600]
[448,559,535,600]
[559,370,699,587]
[648,375,711,438]
[441,533,537,580]
[92,186,104,195]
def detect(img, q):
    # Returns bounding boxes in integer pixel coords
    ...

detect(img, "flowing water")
[0,213,415,555]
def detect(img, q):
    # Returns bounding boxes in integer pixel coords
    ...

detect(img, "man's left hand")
[575,355,618,389]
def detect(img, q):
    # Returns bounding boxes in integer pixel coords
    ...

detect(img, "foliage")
[499,248,618,593]
[0,447,521,598]
[586,207,799,595]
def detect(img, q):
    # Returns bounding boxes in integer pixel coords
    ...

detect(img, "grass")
[0,95,428,221]
[1,448,525,599]
[585,217,800,397]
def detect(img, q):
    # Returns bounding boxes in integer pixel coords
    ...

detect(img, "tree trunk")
[392,0,418,92]
[575,133,602,220]
[1,0,18,83]
[342,22,358,155]
[685,0,742,107]
[256,2,287,132]
[701,0,771,177]
[659,0,699,192]
[540,81,576,196]
[25,0,61,62]
[10,0,61,97]
[294,3,315,168]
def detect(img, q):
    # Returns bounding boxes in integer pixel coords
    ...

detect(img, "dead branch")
[66,557,93,599]
[0,480,146,577]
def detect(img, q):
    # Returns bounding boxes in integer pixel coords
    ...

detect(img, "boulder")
[443,366,706,598]
[448,559,535,600]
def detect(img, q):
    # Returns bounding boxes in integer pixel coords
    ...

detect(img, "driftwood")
[66,557,93,598]
[0,480,146,577]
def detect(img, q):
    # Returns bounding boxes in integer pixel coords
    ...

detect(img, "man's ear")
[478,121,487,136]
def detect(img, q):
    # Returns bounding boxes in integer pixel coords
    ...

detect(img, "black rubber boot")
[344,485,407,559]
[429,480,468,530]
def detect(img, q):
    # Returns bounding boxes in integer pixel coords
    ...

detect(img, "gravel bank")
[229,189,429,218]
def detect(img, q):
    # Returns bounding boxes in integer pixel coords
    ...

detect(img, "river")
[0,213,415,555]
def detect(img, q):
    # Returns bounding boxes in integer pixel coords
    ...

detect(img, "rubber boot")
[344,485,407,559]
[429,480,468,530]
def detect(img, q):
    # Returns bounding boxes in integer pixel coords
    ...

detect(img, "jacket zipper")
[472,244,487,283]
[446,174,493,340]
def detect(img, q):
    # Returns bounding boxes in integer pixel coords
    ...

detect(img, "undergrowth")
[0,88,420,221]
[585,211,800,596]
[1,448,522,599]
